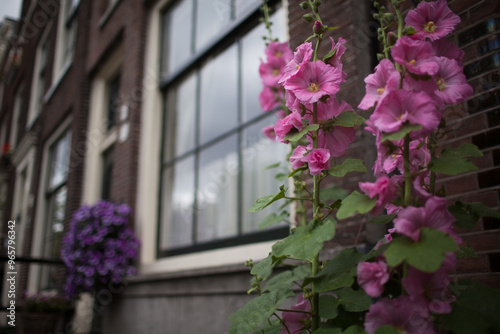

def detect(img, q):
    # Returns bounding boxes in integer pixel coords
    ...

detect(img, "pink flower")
[290,145,308,169]
[392,36,439,76]
[402,267,454,314]
[265,41,293,62]
[259,86,282,112]
[281,295,311,334]
[259,56,287,87]
[405,0,460,41]
[284,61,342,104]
[358,59,399,110]
[370,90,440,139]
[327,37,347,82]
[279,42,313,84]
[365,296,436,334]
[359,174,399,214]
[430,38,464,65]
[357,260,390,297]
[274,112,303,143]
[262,125,276,141]
[433,57,473,105]
[393,196,461,244]
[317,126,355,158]
[303,148,330,175]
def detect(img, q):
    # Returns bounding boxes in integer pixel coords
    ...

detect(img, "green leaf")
[333,111,366,127]
[368,213,396,225]
[323,48,337,63]
[318,295,339,319]
[288,166,307,178]
[275,173,288,182]
[336,191,376,220]
[229,290,295,334]
[283,124,319,142]
[272,219,336,261]
[384,227,458,272]
[381,124,422,142]
[343,325,367,334]
[329,159,367,177]
[441,281,500,334]
[250,254,274,281]
[428,143,483,176]
[249,186,287,212]
[258,211,289,230]
[265,162,282,170]
[374,325,400,334]
[308,248,363,293]
[253,322,282,334]
[312,329,342,334]
[449,201,500,229]
[337,288,371,312]
[320,186,348,202]
[264,265,310,294]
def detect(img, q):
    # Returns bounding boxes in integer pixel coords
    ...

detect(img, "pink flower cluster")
[259,33,357,176]
[355,1,471,333]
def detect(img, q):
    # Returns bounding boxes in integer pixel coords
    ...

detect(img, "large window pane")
[165,74,197,160]
[49,131,71,190]
[195,0,231,52]
[199,45,238,143]
[161,156,195,249]
[242,118,288,233]
[197,136,239,242]
[165,0,193,74]
[235,0,260,19]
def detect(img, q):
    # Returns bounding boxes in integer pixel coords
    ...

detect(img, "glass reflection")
[195,0,231,52]
[166,0,193,74]
[197,136,239,242]
[199,45,238,144]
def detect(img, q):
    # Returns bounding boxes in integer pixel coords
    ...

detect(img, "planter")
[17,313,61,334]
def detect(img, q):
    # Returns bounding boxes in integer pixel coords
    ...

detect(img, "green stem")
[403,135,411,207]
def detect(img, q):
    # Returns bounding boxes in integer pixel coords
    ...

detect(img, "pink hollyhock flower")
[433,57,473,105]
[317,126,356,158]
[274,112,303,143]
[359,174,399,214]
[393,196,461,244]
[284,61,342,104]
[285,90,302,114]
[259,86,282,112]
[365,296,436,334]
[402,75,445,112]
[303,148,330,175]
[290,145,308,169]
[358,59,400,110]
[405,0,460,41]
[430,38,464,65]
[357,260,390,297]
[281,295,311,334]
[370,90,440,139]
[327,37,347,82]
[259,56,287,87]
[392,36,439,76]
[279,42,313,84]
[276,109,287,119]
[265,41,293,62]
[262,125,276,141]
[403,267,454,314]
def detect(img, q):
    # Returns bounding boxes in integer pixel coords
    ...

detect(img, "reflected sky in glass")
[195,0,231,52]
[166,0,193,73]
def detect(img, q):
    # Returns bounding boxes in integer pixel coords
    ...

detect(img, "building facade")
[0,0,499,333]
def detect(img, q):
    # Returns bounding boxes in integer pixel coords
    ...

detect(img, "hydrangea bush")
[61,200,140,300]
[230,1,500,333]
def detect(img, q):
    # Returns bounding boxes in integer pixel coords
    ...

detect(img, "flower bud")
[303,13,315,23]
[300,1,309,9]
[313,20,324,34]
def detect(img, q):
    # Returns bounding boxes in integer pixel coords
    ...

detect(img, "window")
[101,146,114,200]
[53,0,79,79]
[158,0,288,256]
[10,84,24,149]
[106,74,120,131]
[27,27,51,127]
[39,129,71,290]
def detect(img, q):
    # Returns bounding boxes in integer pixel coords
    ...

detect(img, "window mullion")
[193,69,201,245]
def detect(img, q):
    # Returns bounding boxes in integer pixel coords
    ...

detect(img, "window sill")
[44,60,72,104]
[99,0,122,30]
[139,240,277,276]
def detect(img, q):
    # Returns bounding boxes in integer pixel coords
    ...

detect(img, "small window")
[107,74,120,131]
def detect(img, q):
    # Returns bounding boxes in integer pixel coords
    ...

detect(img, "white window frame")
[53,0,79,82]
[29,116,72,292]
[82,45,124,205]
[137,0,288,276]
[27,23,52,129]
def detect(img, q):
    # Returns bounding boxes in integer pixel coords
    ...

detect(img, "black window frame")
[157,0,289,258]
